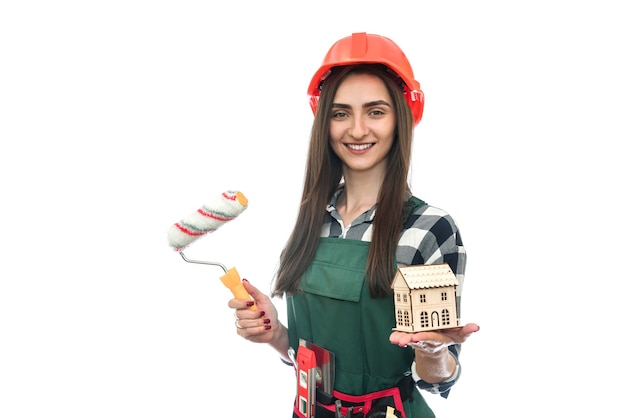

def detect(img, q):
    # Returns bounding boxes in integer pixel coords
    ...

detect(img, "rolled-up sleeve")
[398,204,466,398]
[413,344,461,398]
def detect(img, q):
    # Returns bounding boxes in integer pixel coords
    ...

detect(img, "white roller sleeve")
[167,190,248,251]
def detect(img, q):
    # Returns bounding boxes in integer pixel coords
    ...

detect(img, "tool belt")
[295,374,414,418]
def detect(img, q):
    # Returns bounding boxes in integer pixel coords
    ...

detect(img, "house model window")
[391,263,460,332]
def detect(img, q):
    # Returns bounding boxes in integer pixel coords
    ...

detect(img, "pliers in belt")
[335,400,353,418]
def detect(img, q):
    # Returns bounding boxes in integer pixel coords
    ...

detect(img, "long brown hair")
[271,64,414,298]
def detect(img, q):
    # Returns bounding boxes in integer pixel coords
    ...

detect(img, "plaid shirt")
[321,188,466,398]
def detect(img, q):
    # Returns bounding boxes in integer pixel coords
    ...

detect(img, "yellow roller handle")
[219,267,257,310]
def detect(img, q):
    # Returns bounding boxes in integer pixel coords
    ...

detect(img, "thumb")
[242,279,267,302]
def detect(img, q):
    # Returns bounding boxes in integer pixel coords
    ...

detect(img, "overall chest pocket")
[301,259,365,302]
[299,258,366,340]
[297,259,367,377]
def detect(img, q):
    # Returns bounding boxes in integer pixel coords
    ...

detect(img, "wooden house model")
[391,263,460,332]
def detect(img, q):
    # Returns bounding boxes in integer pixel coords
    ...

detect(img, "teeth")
[347,143,373,151]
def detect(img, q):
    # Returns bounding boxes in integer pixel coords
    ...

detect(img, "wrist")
[269,321,290,357]
[412,348,458,383]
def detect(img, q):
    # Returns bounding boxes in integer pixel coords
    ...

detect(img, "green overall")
[287,237,436,418]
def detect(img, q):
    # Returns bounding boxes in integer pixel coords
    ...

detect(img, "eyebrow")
[332,100,392,109]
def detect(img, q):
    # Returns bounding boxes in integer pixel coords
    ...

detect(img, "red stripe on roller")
[175,223,207,237]
[197,208,234,221]
[222,191,237,201]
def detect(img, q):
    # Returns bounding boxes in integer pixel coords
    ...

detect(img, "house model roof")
[396,264,459,290]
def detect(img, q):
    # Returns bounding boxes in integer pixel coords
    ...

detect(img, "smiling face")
[329,72,396,177]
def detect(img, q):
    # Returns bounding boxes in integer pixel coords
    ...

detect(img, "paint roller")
[167,190,255,309]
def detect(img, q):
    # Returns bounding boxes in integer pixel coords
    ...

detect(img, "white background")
[1,1,625,417]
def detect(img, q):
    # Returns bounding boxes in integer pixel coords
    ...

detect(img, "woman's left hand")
[389,323,479,353]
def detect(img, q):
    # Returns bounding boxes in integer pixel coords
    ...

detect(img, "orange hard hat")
[307,32,424,126]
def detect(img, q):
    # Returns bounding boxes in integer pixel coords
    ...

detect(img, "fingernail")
[259,311,266,317]
[242,278,249,282]
[263,318,270,324]
[264,325,271,330]
[246,301,255,307]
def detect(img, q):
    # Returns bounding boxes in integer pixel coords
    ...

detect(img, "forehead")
[334,72,391,103]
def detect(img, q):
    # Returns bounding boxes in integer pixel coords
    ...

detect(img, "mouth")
[346,143,374,151]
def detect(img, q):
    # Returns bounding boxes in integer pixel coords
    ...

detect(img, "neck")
[340,181,379,210]
[338,169,384,224]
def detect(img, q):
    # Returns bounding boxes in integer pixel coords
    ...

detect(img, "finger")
[241,279,265,300]
[235,321,273,341]
[441,323,480,342]
[461,323,480,335]
[228,298,257,310]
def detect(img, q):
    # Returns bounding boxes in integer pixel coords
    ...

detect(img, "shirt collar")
[326,187,377,225]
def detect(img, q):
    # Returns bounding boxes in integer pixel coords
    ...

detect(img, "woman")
[229,33,479,418]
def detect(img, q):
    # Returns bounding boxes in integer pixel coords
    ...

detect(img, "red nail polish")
[264,325,271,330]
[246,301,255,307]
[263,318,270,324]
[242,278,249,282]
[259,311,266,317]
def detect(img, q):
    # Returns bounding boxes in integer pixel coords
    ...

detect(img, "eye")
[332,110,349,119]
[369,108,387,117]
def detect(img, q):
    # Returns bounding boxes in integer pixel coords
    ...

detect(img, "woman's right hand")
[227,279,281,345]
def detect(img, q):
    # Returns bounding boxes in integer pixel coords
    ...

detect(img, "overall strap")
[402,196,426,225]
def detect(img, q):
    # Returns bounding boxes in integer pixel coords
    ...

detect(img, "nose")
[349,115,369,140]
